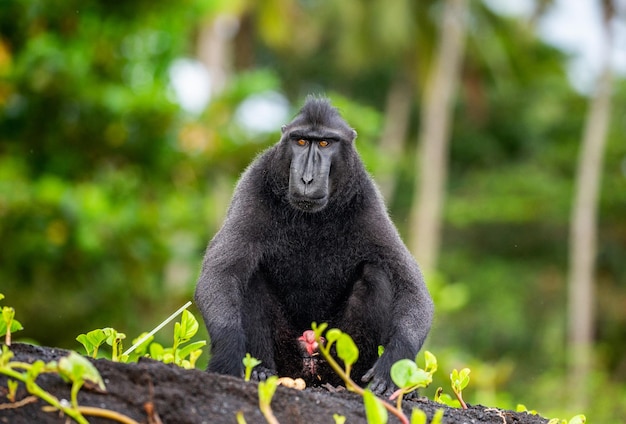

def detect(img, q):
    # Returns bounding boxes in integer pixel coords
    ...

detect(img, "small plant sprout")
[333,413,346,424]
[57,351,106,409]
[389,351,438,408]
[123,301,192,357]
[411,408,427,424]
[450,368,470,409]
[311,322,410,424]
[434,386,461,408]
[76,328,110,358]
[363,388,388,424]
[548,415,586,424]
[410,408,444,424]
[0,293,24,346]
[243,353,262,382]
[77,327,128,362]
[258,375,280,424]
[77,301,206,369]
[0,345,139,424]
[236,410,247,424]
[6,378,18,402]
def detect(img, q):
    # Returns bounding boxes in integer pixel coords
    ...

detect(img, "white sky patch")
[538,0,608,92]
[234,91,291,137]
[168,58,212,115]
[485,0,626,93]
[483,0,534,18]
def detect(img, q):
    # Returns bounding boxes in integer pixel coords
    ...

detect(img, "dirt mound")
[0,343,548,424]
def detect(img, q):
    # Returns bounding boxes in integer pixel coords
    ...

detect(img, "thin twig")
[0,395,38,410]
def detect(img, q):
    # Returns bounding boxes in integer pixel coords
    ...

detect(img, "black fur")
[195,96,433,395]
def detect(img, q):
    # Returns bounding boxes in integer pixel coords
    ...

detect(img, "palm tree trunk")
[409,0,468,272]
[567,47,613,410]
[378,78,413,201]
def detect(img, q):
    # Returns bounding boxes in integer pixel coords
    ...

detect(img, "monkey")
[195,96,433,396]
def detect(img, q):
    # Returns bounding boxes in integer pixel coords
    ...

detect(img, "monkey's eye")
[318,140,329,147]
[297,139,307,146]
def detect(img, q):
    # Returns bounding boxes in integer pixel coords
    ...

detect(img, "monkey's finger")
[361,368,375,382]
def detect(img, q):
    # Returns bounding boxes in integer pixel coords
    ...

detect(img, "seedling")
[76,328,110,358]
[363,388,388,424]
[434,386,461,408]
[146,309,206,369]
[243,353,262,382]
[548,415,586,424]
[77,302,206,369]
[450,368,470,409]
[389,351,437,409]
[333,413,346,424]
[6,378,18,402]
[57,351,106,409]
[258,375,280,424]
[311,322,410,424]
[0,345,138,424]
[0,293,24,346]
[410,408,444,424]
[236,410,247,424]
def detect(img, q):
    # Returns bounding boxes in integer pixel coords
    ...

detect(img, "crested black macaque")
[195,96,433,395]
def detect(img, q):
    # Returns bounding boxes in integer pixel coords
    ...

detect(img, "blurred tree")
[409,0,468,272]
[566,0,616,408]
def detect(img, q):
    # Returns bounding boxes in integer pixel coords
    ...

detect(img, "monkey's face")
[284,127,342,213]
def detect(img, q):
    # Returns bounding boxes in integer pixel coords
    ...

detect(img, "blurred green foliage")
[1,0,625,422]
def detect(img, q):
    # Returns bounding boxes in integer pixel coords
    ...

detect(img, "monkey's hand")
[362,363,419,400]
[250,366,277,382]
[361,366,395,398]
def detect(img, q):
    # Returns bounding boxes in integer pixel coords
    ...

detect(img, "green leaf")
[129,332,154,357]
[363,389,388,424]
[377,345,385,357]
[102,328,126,347]
[258,375,279,407]
[423,351,437,374]
[311,322,328,339]
[431,409,445,424]
[243,353,262,381]
[174,310,199,344]
[149,342,164,360]
[336,333,359,367]
[333,414,346,424]
[0,306,23,338]
[410,408,427,424]
[435,392,460,408]
[390,359,431,389]
[177,341,207,361]
[325,328,342,345]
[57,351,106,391]
[76,329,108,357]
[450,368,470,392]
[0,345,14,367]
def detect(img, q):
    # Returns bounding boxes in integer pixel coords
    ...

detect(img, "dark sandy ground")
[0,343,549,424]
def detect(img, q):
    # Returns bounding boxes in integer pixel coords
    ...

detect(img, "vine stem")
[316,336,409,424]
[453,390,468,410]
[1,366,89,424]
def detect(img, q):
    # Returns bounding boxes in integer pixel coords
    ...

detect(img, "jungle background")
[1,0,625,422]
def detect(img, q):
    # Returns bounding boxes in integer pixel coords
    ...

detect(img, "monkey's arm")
[362,221,434,396]
[194,195,266,377]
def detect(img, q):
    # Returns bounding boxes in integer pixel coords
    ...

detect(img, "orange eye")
[319,140,329,147]
[297,139,307,146]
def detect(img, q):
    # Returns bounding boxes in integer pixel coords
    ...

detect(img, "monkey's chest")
[261,233,364,328]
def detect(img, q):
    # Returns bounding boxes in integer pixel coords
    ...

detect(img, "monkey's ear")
[281,125,287,133]
[351,129,358,141]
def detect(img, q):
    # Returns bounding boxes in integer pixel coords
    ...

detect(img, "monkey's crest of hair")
[295,95,355,138]
[300,96,336,126]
